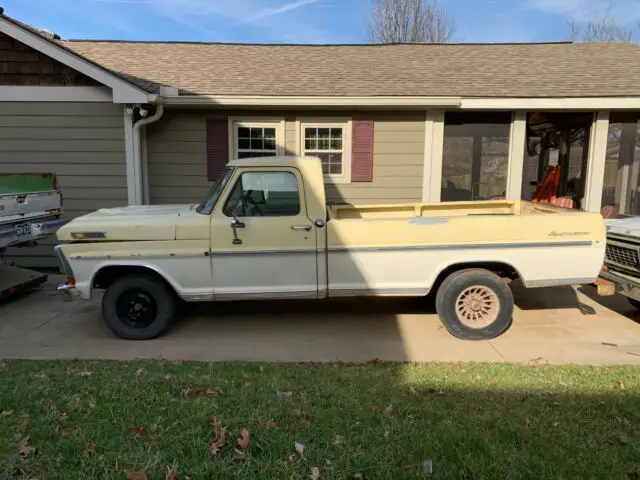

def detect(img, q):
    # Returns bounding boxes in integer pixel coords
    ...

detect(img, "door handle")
[291,224,312,232]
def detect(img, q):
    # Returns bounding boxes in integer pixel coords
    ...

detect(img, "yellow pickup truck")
[55,156,605,341]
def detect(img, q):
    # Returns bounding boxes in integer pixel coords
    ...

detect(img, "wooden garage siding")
[147,110,425,205]
[2,102,127,268]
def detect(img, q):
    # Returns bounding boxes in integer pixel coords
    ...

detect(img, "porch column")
[583,111,610,213]
[422,110,445,202]
[506,111,526,201]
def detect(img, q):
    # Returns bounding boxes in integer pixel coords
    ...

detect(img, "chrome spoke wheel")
[455,285,499,329]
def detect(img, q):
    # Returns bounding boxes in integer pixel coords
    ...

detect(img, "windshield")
[196,167,234,215]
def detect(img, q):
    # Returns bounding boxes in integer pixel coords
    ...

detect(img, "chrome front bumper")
[599,268,640,301]
[54,244,75,302]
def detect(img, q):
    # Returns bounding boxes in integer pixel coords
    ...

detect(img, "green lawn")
[1,361,640,480]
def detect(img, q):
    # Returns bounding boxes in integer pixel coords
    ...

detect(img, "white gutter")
[132,102,164,205]
[162,95,462,108]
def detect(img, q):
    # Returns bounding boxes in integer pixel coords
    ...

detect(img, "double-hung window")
[230,118,285,160]
[300,120,352,184]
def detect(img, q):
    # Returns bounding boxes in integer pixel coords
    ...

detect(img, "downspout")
[132,101,164,205]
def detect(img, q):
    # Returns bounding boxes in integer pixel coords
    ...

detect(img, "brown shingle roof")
[52,40,640,98]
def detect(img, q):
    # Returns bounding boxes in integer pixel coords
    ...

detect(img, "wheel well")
[92,265,175,293]
[430,262,520,295]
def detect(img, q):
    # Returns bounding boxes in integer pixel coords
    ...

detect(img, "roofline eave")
[161,94,640,110]
[0,15,153,104]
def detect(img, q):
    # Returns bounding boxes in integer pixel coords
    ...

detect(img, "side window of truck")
[223,171,301,217]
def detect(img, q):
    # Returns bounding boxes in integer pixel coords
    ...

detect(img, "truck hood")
[606,217,640,238]
[57,204,197,241]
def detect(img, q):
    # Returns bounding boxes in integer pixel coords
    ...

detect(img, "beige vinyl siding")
[2,102,126,268]
[147,109,424,205]
[147,111,210,204]
[326,112,424,204]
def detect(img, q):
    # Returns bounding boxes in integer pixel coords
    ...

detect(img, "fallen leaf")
[619,433,633,445]
[180,389,191,400]
[164,373,172,380]
[265,419,279,429]
[1,410,13,417]
[383,404,393,416]
[125,470,148,480]
[165,465,179,480]
[333,435,344,445]
[295,442,305,455]
[61,427,71,437]
[233,448,246,460]
[310,466,321,480]
[208,418,227,455]
[277,390,293,398]
[83,442,96,458]
[135,368,145,376]
[616,381,626,390]
[628,469,640,480]
[617,416,631,426]
[16,418,29,432]
[131,427,147,438]
[194,391,206,398]
[78,371,92,377]
[237,429,250,450]
[18,438,35,462]
[424,459,434,474]
[206,388,222,396]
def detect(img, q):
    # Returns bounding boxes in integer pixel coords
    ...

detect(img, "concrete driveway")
[2,276,640,365]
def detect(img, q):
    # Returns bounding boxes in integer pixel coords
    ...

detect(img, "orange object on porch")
[532,165,561,204]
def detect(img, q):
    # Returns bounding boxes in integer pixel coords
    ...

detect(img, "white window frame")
[228,116,286,161]
[298,118,353,184]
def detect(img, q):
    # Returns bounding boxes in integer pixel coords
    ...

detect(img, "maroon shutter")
[206,118,229,181]
[351,120,374,182]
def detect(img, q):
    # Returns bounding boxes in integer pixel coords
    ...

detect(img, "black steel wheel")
[102,274,176,340]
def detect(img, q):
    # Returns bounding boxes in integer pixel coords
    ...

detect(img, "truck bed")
[326,199,605,292]
[329,200,575,220]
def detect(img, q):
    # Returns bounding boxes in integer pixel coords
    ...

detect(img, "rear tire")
[102,274,176,340]
[435,268,513,340]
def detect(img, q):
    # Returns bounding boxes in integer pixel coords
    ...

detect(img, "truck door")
[210,168,319,299]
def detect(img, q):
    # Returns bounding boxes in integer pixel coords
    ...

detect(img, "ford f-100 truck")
[55,156,606,341]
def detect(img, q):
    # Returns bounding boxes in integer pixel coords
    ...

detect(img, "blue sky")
[2,0,640,43]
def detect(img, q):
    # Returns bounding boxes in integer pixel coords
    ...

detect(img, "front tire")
[435,269,513,340]
[102,274,177,340]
